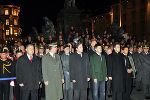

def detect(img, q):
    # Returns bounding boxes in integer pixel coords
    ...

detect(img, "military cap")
[138,45,143,48]
[0,49,8,53]
[48,42,57,47]
[39,45,44,49]
[143,45,149,49]
[16,49,22,54]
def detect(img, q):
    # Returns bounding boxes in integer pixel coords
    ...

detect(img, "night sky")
[0,0,119,36]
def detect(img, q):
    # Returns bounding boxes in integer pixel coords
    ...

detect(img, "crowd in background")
[0,25,150,100]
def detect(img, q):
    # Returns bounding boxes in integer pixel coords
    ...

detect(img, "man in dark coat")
[139,45,150,99]
[16,44,42,100]
[122,47,133,100]
[108,43,126,100]
[69,42,90,100]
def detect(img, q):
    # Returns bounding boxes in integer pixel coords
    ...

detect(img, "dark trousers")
[38,82,45,100]
[0,80,10,100]
[21,88,38,100]
[14,84,20,100]
[88,80,93,100]
[112,91,123,100]
[107,80,112,96]
[93,80,105,100]
[73,89,87,100]
[123,77,132,100]
[63,88,73,100]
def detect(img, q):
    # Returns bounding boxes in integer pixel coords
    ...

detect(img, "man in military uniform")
[42,42,64,100]
[61,44,73,100]
[0,49,15,100]
[139,45,150,99]
[14,49,23,100]
[134,45,143,91]
[37,45,45,100]
[38,46,45,58]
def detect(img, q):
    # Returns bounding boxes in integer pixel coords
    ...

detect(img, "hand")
[105,77,108,81]
[127,69,132,73]
[72,80,76,83]
[19,83,24,87]
[44,81,49,86]
[109,77,112,80]
[39,82,41,85]
[94,79,97,83]
[10,81,15,86]
[87,78,90,82]
[66,72,70,75]
[62,79,65,84]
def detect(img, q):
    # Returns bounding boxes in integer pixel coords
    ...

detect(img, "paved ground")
[106,88,149,100]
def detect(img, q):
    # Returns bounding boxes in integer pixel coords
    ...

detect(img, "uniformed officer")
[0,49,15,100]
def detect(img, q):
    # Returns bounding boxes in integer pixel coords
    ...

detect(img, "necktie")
[30,56,32,62]
[100,55,102,61]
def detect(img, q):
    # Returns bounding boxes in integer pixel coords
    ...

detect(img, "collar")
[96,52,101,56]
[27,54,33,60]
[76,52,82,57]
[49,52,54,57]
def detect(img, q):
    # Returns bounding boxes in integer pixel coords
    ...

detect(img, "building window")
[14,30,18,36]
[10,27,13,35]
[12,9,18,16]
[6,19,9,25]
[6,30,9,35]
[5,9,9,15]
[14,19,18,25]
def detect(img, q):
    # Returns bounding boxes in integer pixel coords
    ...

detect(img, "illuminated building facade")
[0,5,21,42]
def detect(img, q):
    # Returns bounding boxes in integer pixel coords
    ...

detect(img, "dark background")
[0,0,119,36]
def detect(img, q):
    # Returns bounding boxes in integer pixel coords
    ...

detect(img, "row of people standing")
[0,39,150,100]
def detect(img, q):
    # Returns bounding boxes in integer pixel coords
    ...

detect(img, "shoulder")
[42,54,49,58]
[17,55,26,61]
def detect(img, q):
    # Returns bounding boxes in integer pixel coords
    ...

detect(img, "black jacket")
[16,54,42,90]
[108,51,126,92]
[69,52,90,89]
[0,58,15,78]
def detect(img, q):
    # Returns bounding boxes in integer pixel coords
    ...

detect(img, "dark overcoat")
[16,54,42,90]
[69,52,90,89]
[108,52,126,92]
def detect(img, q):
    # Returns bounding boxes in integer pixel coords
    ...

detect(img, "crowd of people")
[0,26,150,100]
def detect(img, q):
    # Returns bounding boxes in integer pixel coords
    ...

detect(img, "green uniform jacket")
[42,53,64,100]
[90,53,107,81]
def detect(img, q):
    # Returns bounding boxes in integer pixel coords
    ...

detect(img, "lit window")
[6,19,9,25]
[10,27,13,35]
[6,30,9,35]
[14,19,18,25]
[5,9,9,15]
[13,9,18,16]
[14,30,18,36]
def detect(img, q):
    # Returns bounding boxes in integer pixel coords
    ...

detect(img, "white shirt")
[49,52,55,58]
[77,52,82,57]
[27,54,33,60]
